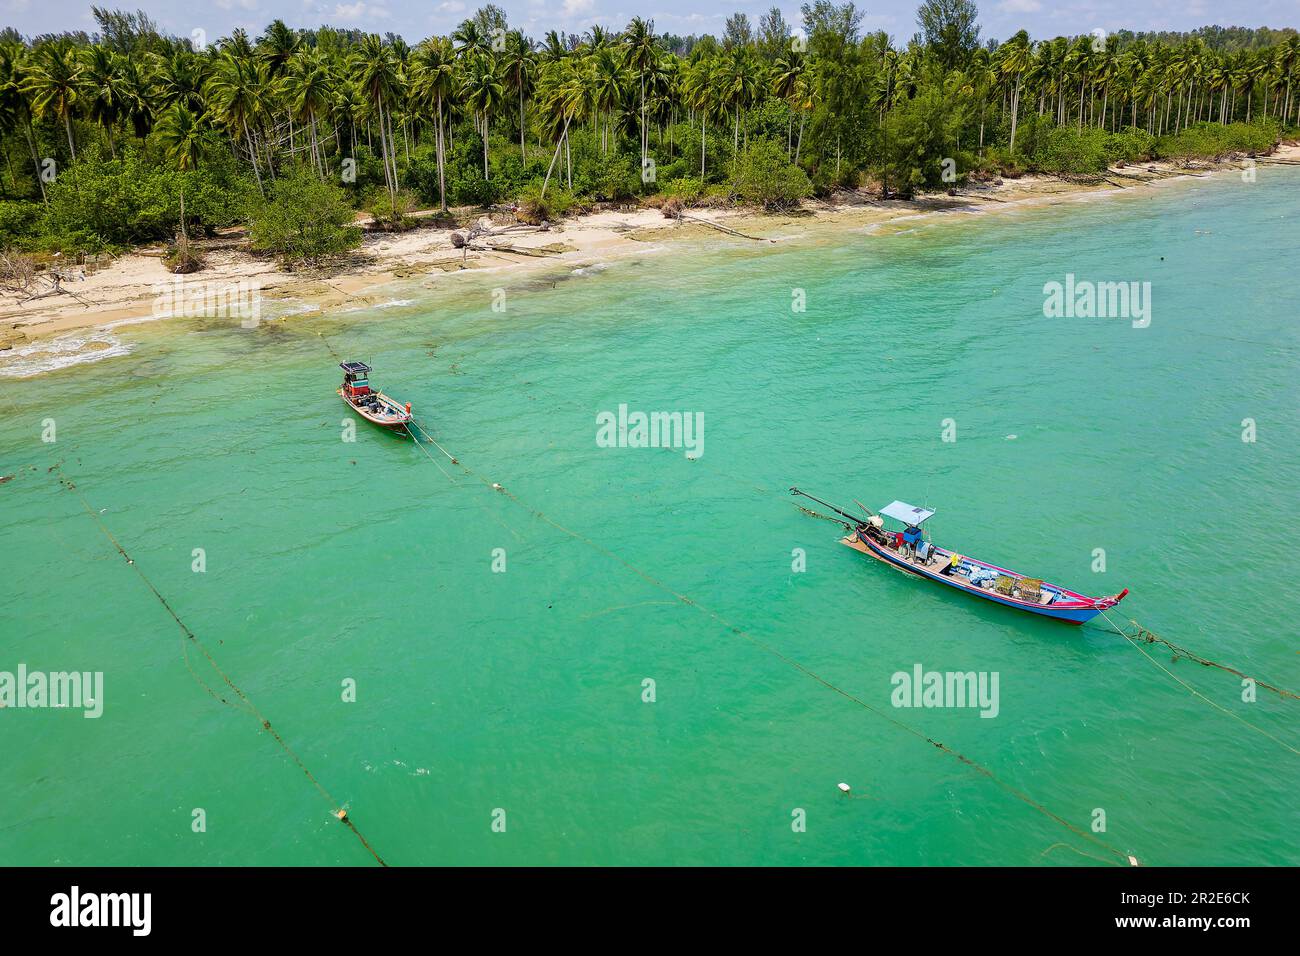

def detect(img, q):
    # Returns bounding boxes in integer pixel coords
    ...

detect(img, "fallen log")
[678,213,774,242]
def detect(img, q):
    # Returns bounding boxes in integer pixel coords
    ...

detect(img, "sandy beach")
[3,145,1296,358]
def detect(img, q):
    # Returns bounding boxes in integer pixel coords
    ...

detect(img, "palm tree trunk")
[436,92,447,211]
[541,115,572,197]
[242,117,265,196]
[483,112,490,179]
[519,87,526,163]
[63,112,76,160]
[701,113,706,176]
[1009,76,1022,154]
[21,120,46,202]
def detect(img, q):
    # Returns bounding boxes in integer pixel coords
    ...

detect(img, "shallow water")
[2,170,1297,865]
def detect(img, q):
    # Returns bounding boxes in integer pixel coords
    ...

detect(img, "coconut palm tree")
[81,45,123,156]
[206,51,267,193]
[461,50,504,179]
[22,39,83,160]
[350,34,401,204]
[590,45,627,155]
[500,31,535,163]
[771,48,804,156]
[997,31,1033,155]
[682,55,716,177]
[283,48,334,177]
[622,17,657,171]
[410,37,456,210]
[116,53,156,140]
[156,101,208,170]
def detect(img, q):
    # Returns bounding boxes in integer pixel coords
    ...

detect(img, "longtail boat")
[338,361,412,434]
[791,488,1128,624]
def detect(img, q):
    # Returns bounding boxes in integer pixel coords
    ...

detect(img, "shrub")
[730,140,812,210]
[1032,126,1109,176]
[368,189,419,230]
[0,201,41,249]
[38,145,254,252]
[516,183,574,224]
[248,167,362,266]
[659,177,704,204]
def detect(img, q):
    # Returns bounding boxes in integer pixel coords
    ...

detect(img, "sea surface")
[2,171,1297,866]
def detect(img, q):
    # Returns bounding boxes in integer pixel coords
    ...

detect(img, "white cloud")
[997,0,1043,12]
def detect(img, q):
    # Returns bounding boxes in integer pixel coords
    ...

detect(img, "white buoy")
[837,782,851,793]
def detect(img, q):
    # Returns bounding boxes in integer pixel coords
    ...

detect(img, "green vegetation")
[0,3,1296,257]
[248,167,361,266]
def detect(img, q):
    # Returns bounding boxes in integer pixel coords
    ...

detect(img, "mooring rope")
[51,464,389,866]
[1100,614,1298,702]
[391,423,1136,865]
[1096,609,1299,757]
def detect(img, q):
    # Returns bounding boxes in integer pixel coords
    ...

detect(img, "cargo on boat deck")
[790,488,1129,625]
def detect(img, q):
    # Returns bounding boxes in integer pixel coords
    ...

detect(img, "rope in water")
[51,464,389,866]
[394,420,1136,865]
[1096,609,1299,758]
[1098,613,1298,702]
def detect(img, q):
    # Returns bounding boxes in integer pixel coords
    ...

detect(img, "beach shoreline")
[3,144,1296,364]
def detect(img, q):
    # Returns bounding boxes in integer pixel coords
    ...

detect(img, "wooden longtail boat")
[338,361,413,434]
[791,489,1128,625]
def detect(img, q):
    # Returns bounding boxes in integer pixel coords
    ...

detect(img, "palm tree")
[23,40,83,160]
[411,37,456,210]
[500,31,535,163]
[461,50,504,179]
[622,17,657,172]
[156,102,208,170]
[116,54,156,140]
[283,48,333,177]
[719,46,761,158]
[80,45,123,156]
[206,51,267,193]
[0,42,48,199]
[682,55,715,177]
[350,34,401,204]
[590,46,626,155]
[771,48,804,156]
[997,32,1033,155]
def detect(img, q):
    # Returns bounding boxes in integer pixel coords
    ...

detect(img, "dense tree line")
[0,3,1296,253]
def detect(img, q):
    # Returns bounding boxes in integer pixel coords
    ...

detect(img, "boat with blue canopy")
[791,488,1128,624]
[338,361,413,434]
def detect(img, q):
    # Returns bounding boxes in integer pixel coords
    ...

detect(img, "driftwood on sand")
[676,213,775,243]
[0,252,92,307]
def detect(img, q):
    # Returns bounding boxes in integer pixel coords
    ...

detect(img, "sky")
[1,0,1296,46]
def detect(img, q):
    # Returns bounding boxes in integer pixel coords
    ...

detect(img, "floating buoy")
[491,483,502,491]
[1127,855,1140,867]
[837,782,851,793]
[334,809,348,821]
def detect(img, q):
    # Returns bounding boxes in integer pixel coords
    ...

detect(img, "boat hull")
[338,389,412,434]
[841,532,1122,624]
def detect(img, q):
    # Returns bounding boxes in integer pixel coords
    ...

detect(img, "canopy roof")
[340,361,371,374]
[879,500,935,525]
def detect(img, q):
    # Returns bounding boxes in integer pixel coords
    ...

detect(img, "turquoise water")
[2,172,1297,866]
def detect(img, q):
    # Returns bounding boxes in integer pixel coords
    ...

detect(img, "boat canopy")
[879,500,935,525]
[340,361,371,375]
